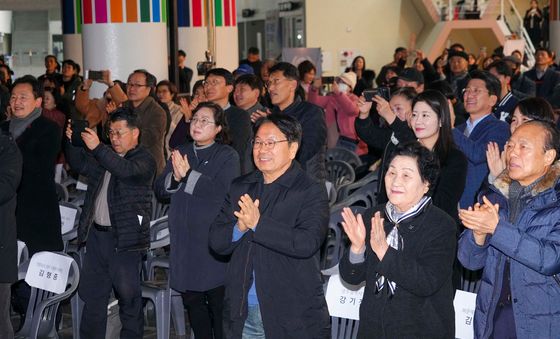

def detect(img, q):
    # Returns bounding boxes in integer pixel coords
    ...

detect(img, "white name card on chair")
[60,205,78,234]
[76,175,88,191]
[325,273,365,320]
[25,252,74,294]
[454,289,477,339]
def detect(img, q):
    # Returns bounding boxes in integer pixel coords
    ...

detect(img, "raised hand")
[81,127,101,150]
[171,150,190,181]
[486,142,506,178]
[357,96,373,118]
[369,211,389,260]
[233,194,261,230]
[340,207,366,254]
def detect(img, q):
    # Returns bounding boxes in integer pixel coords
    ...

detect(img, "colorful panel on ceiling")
[62,0,84,34]
[177,0,237,27]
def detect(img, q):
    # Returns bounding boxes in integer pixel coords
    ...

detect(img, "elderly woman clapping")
[339,141,457,338]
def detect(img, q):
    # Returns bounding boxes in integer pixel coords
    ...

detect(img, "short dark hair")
[254,114,302,145]
[449,43,465,51]
[395,47,407,54]
[192,102,231,144]
[44,55,60,70]
[391,86,417,102]
[156,80,178,98]
[535,47,553,58]
[178,50,186,58]
[523,120,560,161]
[413,90,455,164]
[131,69,157,88]
[234,74,263,93]
[192,79,205,94]
[385,141,440,192]
[487,60,513,77]
[248,47,260,55]
[205,68,234,86]
[109,107,139,129]
[12,75,43,99]
[426,79,455,101]
[468,70,501,98]
[62,59,78,70]
[297,60,316,81]
[514,97,555,123]
[269,62,300,82]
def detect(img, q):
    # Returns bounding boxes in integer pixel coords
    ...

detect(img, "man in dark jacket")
[209,115,330,338]
[266,62,327,182]
[0,133,22,339]
[125,69,167,174]
[204,68,253,174]
[524,47,560,102]
[459,120,560,338]
[65,109,156,339]
[504,55,536,99]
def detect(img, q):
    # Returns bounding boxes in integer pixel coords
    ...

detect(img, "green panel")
[214,0,222,26]
[140,0,151,22]
[75,0,82,33]
[161,0,167,23]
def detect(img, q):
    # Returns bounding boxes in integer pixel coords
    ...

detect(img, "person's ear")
[226,84,234,94]
[34,97,42,108]
[544,149,556,166]
[132,127,140,140]
[288,142,299,159]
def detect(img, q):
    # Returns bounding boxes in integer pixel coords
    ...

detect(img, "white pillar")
[80,0,168,97]
[550,0,560,58]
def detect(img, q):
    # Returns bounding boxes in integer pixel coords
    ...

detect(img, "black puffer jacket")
[0,134,22,283]
[272,98,327,182]
[65,142,156,251]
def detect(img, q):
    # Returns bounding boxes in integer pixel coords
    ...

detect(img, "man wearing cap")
[233,64,255,79]
[446,50,470,98]
[504,55,536,99]
[240,47,263,76]
[524,47,560,102]
[397,67,425,93]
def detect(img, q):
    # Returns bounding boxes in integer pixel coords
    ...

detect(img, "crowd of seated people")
[1,42,560,338]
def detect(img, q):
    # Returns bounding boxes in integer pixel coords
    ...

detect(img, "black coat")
[339,202,456,339]
[66,142,156,251]
[272,99,327,182]
[154,142,240,292]
[209,163,331,339]
[524,67,560,101]
[1,116,63,255]
[225,105,253,175]
[0,134,22,283]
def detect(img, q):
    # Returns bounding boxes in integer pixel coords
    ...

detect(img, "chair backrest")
[331,184,376,212]
[326,160,356,191]
[321,206,366,270]
[149,216,170,250]
[17,252,80,339]
[151,195,170,220]
[331,316,360,339]
[337,171,378,202]
[326,147,362,168]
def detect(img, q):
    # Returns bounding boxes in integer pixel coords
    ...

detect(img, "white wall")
[305,0,424,76]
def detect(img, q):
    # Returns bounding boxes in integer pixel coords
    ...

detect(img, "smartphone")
[363,87,391,102]
[363,89,376,102]
[87,70,104,81]
[71,120,89,147]
[322,76,335,85]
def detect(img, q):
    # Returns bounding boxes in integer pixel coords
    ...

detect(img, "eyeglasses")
[252,139,289,150]
[107,129,130,138]
[127,83,149,88]
[203,79,224,87]
[191,117,216,127]
[265,78,289,89]
[462,87,490,96]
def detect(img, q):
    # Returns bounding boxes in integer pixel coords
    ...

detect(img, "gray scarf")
[9,107,42,139]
